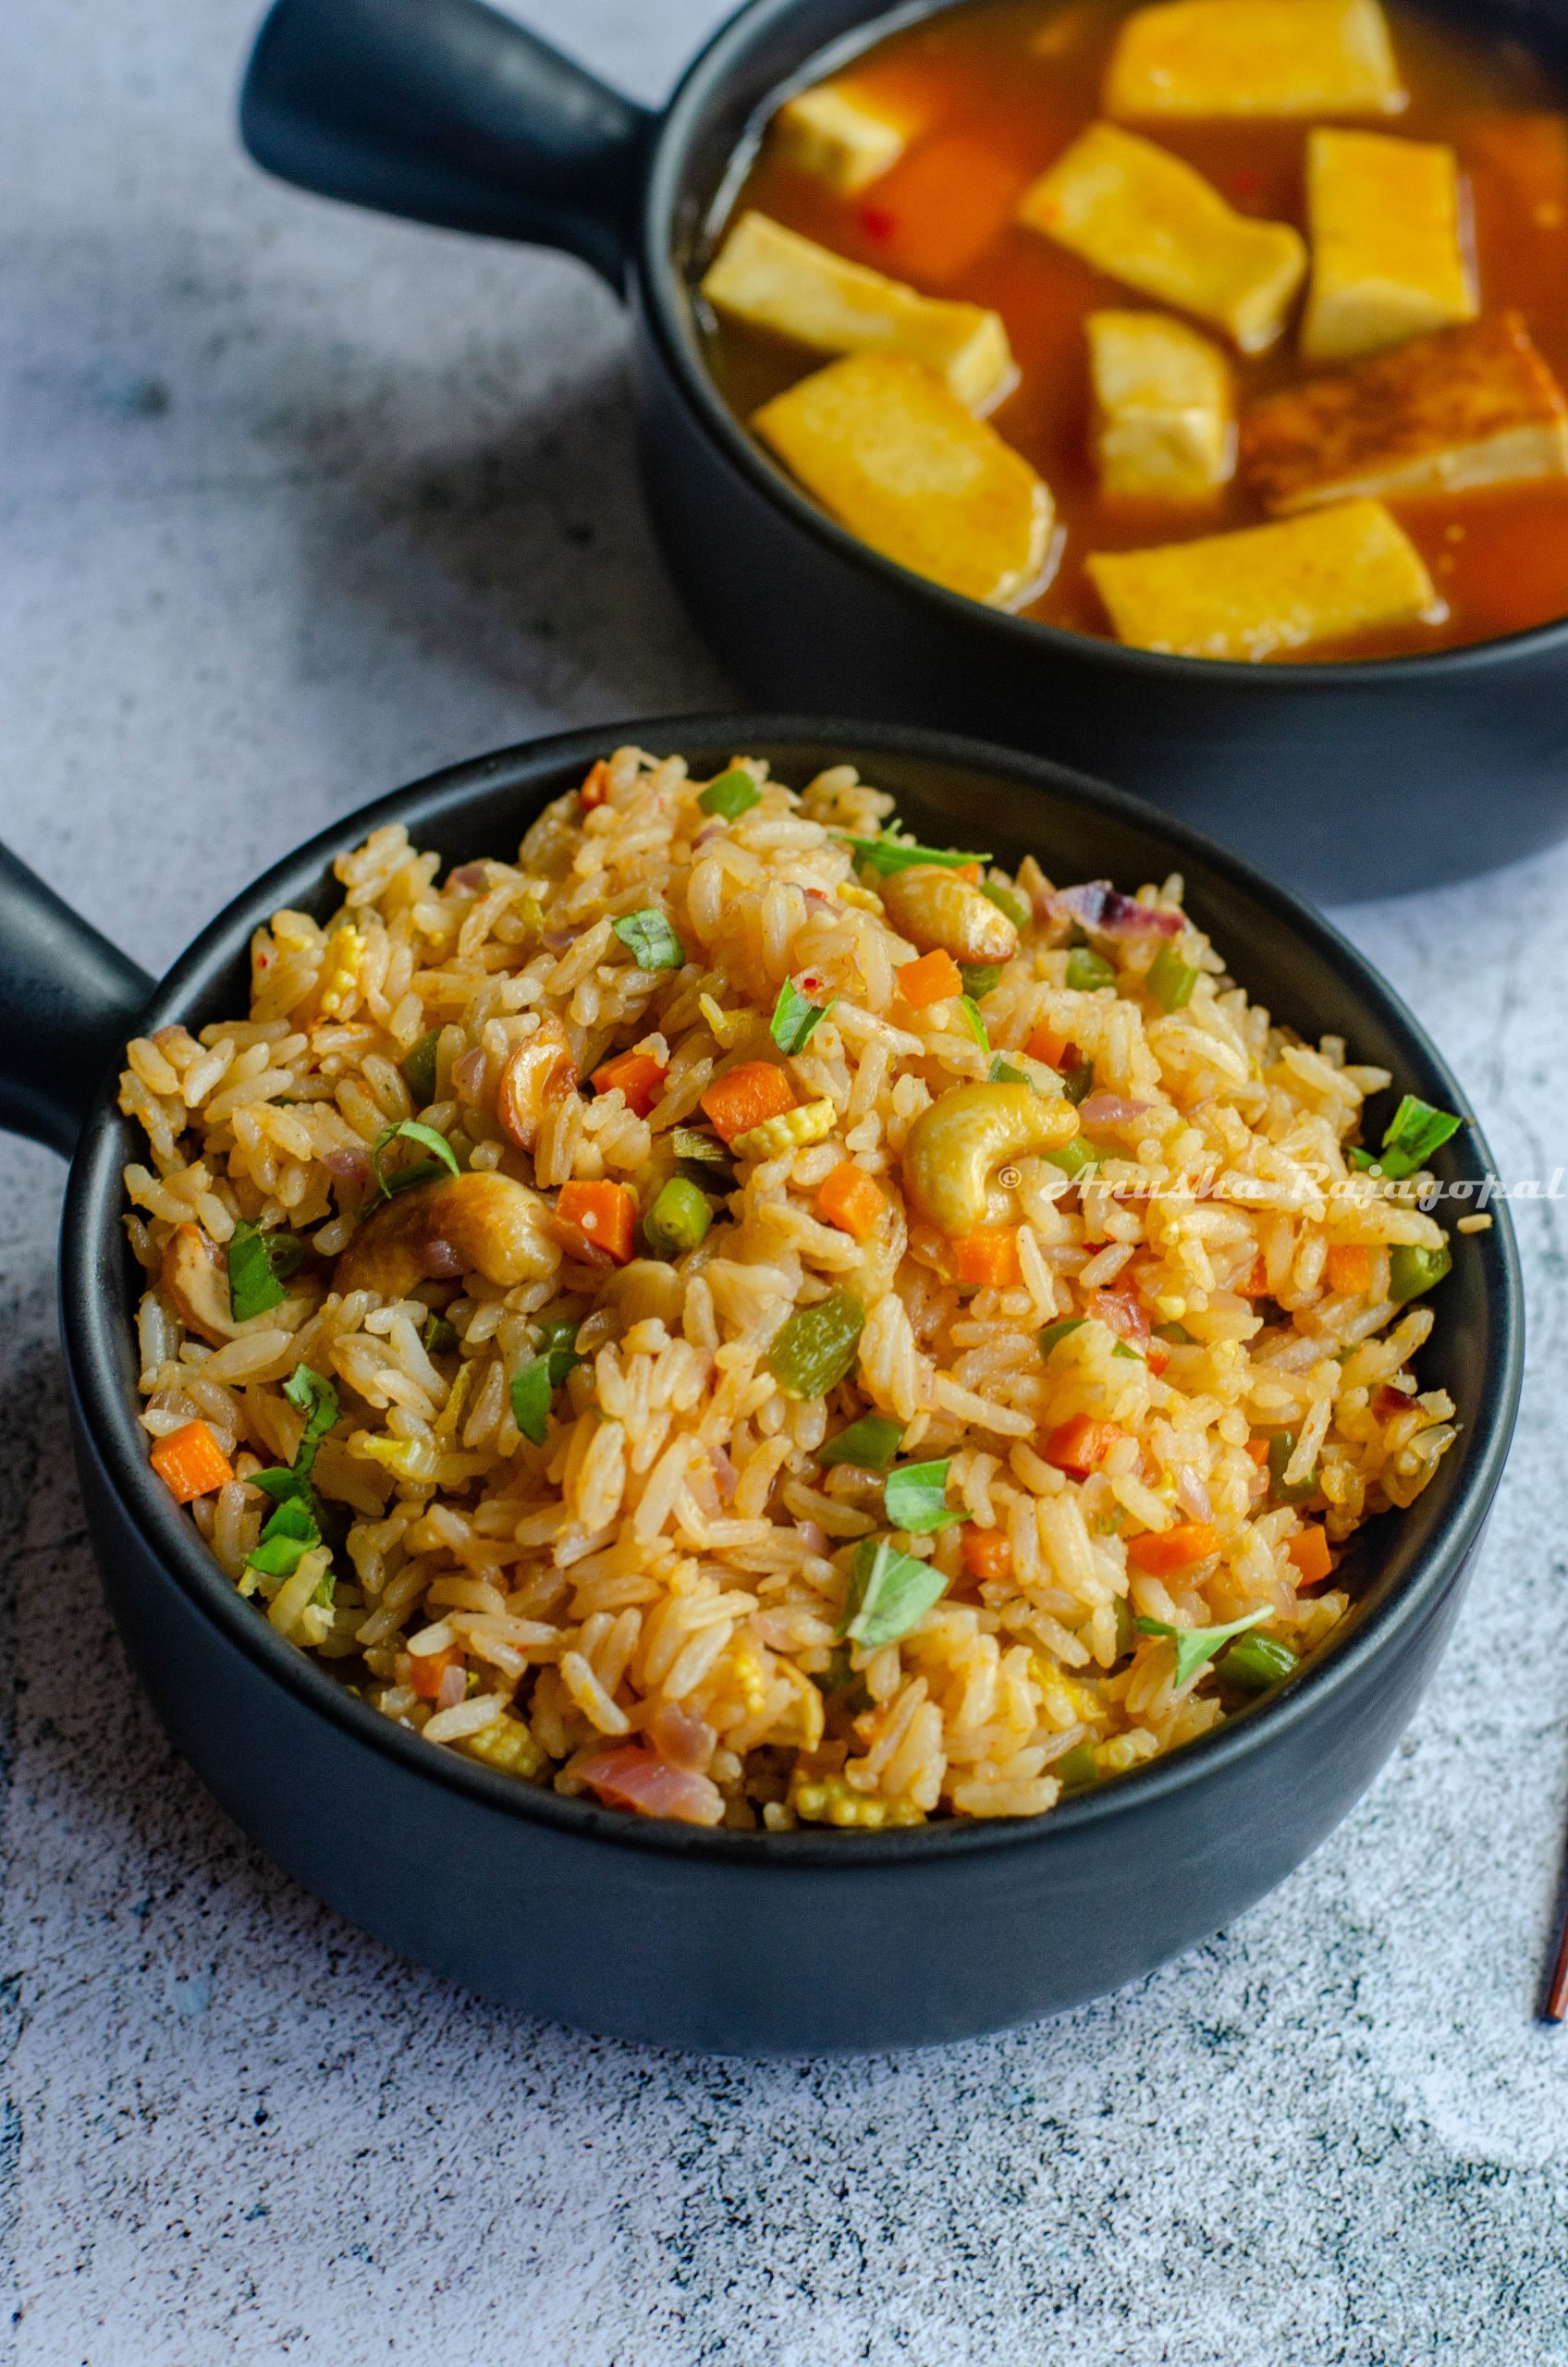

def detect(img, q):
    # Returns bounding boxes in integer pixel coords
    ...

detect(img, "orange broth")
[699,0,1568,659]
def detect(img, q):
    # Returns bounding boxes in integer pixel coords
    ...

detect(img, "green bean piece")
[1389,1241,1452,1305]
[1375,1094,1461,1181]
[1267,1429,1318,1505]
[1153,1320,1196,1345]
[402,1028,442,1104]
[1038,1316,1087,1358]
[1054,1743,1100,1791]
[977,880,1031,930]
[1218,1633,1300,1695]
[698,767,762,821]
[643,1176,713,1259]
[1113,1598,1135,1659]
[1047,1137,1096,1181]
[767,1289,865,1399]
[960,963,1004,1000]
[422,1313,459,1355]
[1066,948,1116,993]
[1146,943,1198,1012]
[1062,1061,1096,1105]
[819,1412,904,1470]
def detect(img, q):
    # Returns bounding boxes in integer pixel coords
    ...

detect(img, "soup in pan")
[695,0,1568,661]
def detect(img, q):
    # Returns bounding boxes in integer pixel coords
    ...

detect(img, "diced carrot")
[1239,1254,1269,1297]
[1327,1243,1372,1295]
[410,1646,463,1701]
[1043,1415,1126,1477]
[951,1226,1022,1288]
[556,1179,636,1265]
[1025,1023,1071,1069]
[701,1061,796,1147]
[579,759,610,809]
[815,1160,885,1241]
[897,949,964,1010]
[954,861,984,884]
[1087,1283,1150,1349]
[1243,1438,1270,1466]
[962,1526,1012,1583]
[1127,1520,1222,1576]
[1288,1526,1334,1588]
[150,1419,235,1505]
[591,1048,667,1117]
[1146,1341,1171,1377]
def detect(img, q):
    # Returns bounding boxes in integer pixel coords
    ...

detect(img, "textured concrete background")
[3,1,1567,2358]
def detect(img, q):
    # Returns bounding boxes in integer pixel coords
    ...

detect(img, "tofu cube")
[1017,124,1307,352]
[773,81,909,192]
[1104,0,1406,119]
[752,352,1054,608]
[1242,313,1568,511]
[1302,130,1476,362]
[701,212,1015,412]
[1085,499,1439,658]
[1088,310,1234,498]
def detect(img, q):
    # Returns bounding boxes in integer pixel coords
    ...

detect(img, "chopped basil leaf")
[612,908,685,971]
[246,1491,322,1580]
[372,1118,461,1199]
[510,1360,555,1448]
[959,997,989,1053]
[835,834,989,877]
[534,1317,584,1388]
[839,1536,949,1648]
[819,1412,904,1470]
[283,1365,338,1461]
[771,976,838,1056]
[247,1466,314,1506]
[884,1459,962,1535]
[1346,1145,1378,1171]
[1133,1606,1271,1687]
[1038,1316,1086,1357]
[1376,1093,1462,1181]
[697,767,762,822]
[1218,1632,1299,1694]
[227,1220,301,1322]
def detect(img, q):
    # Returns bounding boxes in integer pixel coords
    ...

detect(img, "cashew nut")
[160,1222,239,1345]
[496,1015,578,1152]
[881,867,1018,966]
[334,1172,558,1300]
[901,1083,1079,1236]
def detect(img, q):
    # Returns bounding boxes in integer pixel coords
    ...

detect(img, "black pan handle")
[0,845,152,1159]
[239,0,655,290]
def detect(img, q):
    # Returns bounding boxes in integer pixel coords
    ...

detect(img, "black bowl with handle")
[0,717,1523,2052]
[238,0,1568,902]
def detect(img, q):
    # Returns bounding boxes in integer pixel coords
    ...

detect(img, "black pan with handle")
[0,717,1524,2050]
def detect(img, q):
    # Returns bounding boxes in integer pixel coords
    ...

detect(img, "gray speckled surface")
[3,1,1567,2358]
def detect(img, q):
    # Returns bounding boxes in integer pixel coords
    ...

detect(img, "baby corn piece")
[1104,0,1406,119]
[753,352,1055,608]
[1086,498,1439,660]
[733,1098,838,1160]
[1242,313,1568,512]
[1088,309,1234,498]
[1017,124,1306,353]
[702,212,1014,411]
[1302,130,1476,362]
[773,80,909,192]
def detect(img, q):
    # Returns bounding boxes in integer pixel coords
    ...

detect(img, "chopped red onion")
[448,863,488,891]
[1060,882,1182,939]
[1077,1092,1152,1126]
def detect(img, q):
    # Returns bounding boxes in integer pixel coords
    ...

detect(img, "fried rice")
[118,744,1463,1830]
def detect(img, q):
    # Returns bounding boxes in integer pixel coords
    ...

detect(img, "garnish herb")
[227,1220,303,1323]
[697,767,762,821]
[1038,1316,1086,1358]
[1133,1606,1272,1686]
[1153,1320,1195,1345]
[283,1366,339,1471]
[372,1118,461,1199]
[1267,1429,1317,1504]
[836,834,990,877]
[423,1313,459,1355]
[612,908,686,971]
[770,976,838,1056]
[988,1055,1033,1089]
[1374,1094,1463,1181]
[884,1458,962,1535]
[1066,948,1116,994]
[509,1318,584,1448]
[819,1412,904,1470]
[959,997,990,1053]
[1062,1060,1096,1105]
[839,1535,949,1648]
[246,1494,322,1580]
[247,1364,339,1550]
[401,1028,442,1103]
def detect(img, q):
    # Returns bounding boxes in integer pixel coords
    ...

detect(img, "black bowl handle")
[0,845,152,1159]
[239,0,655,291]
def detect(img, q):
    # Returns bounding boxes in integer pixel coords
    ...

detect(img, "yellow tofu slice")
[1104,0,1406,119]
[1302,130,1476,362]
[752,352,1054,607]
[1085,499,1439,658]
[1242,313,1568,511]
[1088,310,1234,498]
[701,212,1015,412]
[1017,124,1306,353]
[773,81,909,192]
